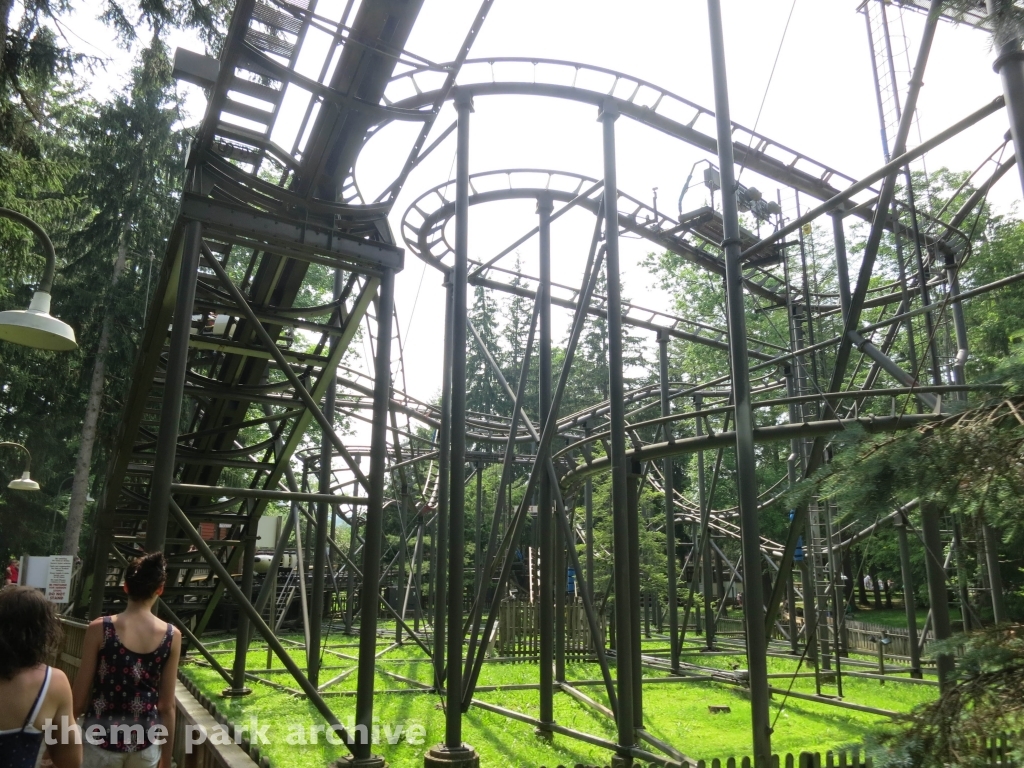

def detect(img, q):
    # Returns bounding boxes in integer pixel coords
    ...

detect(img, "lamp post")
[0,442,40,491]
[0,208,77,351]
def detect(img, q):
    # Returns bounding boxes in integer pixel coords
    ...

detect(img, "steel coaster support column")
[657,332,679,670]
[785,574,799,655]
[293,495,312,654]
[537,192,556,734]
[894,512,922,678]
[434,278,453,689]
[415,520,425,632]
[346,489,358,632]
[920,500,955,692]
[626,464,643,729]
[799,556,818,668]
[225,513,256,697]
[584,421,595,598]
[982,521,1007,624]
[474,464,483,606]
[694,395,714,652]
[951,516,974,631]
[707,2,771,761]
[987,0,1024,196]
[426,89,479,768]
[944,252,971,390]
[147,218,202,551]
[599,101,637,763]
[311,269,342,686]
[554,518,567,682]
[348,268,396,768]
[831,213,852,323]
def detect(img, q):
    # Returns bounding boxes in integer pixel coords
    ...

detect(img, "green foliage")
[942,0,1024,45]
[0,38,186,560]
[180,636,937,766]
[872,624,1024,768]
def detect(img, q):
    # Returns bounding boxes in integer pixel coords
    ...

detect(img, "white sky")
[67,0,1020,413]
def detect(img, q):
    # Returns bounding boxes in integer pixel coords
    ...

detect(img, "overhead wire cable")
[737,0,799,185]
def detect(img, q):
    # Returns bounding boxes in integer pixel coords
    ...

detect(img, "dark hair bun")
[124,551,166,600]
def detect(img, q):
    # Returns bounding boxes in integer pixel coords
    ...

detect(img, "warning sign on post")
[46,556,74,603]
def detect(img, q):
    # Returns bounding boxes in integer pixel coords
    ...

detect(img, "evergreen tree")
[466,284,501,416]
[58,37,186,557]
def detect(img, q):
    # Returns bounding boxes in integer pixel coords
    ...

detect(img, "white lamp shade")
[8,471,40,491]
[0,291,78,352]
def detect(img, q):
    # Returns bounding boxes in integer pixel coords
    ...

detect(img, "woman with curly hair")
[72,553,180,768]
[0,585,81,768]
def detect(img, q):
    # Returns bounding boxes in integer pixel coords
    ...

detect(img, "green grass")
[845,604,926,629]
[180,631,935,768]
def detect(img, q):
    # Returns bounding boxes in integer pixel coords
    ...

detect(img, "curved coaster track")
[76,0,1024,766]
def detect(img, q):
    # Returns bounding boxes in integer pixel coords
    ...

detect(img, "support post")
[474,464,483,605]
[537,193,556,734]
[987,0,1024,196]
[311,269,342,686]
[982,520,1007,624]
[626,464,643,729]
[831,212,852,322]
[434,279,453,689]
[425,89,479,768]
[347,269,396,768]
[694,394,714,652]
[225,517,256,697]
[147,219,201,550]
[584,421,595,598]
[895,512,922,678]
[599,101,637,762]
[657,331,679,670]
[920,501,955,692]
[707,1,772,761]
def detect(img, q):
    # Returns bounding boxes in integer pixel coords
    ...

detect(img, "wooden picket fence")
[47,617,88,685]
[842,619,925,660]
[496,599,598,658]
[552,733,1019,768]
[716,615,929,664]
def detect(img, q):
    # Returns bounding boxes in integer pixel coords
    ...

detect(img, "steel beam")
[895,511,923,679]
[352,269,396,763]
[537,192,556,732]
[658,332,679,669]
[706,2,771,761]
[920,501,955,692]
[599,101,637,759]
[987,0,1024,196]
[147,219,202,550]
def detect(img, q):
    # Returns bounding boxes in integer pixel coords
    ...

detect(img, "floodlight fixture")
[0,208,78,351]
[0,442,39,491]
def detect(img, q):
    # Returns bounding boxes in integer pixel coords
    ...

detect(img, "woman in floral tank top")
[73,553,181,768]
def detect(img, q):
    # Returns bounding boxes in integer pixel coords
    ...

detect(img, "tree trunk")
[61,218,132,556]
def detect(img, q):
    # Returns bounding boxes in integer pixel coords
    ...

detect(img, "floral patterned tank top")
[85,617,174,752]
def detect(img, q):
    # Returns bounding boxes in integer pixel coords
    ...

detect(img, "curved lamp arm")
[0,207,56,294]
[0,441,32,471]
